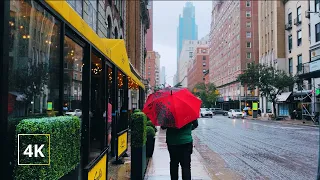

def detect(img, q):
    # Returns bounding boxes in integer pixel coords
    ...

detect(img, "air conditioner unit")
[305,11,310,18]
[285,23,292,30]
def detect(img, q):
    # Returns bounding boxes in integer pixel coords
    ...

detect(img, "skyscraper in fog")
[176,2,198,81]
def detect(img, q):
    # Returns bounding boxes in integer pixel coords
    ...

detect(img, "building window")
[297,30,302,46]
[288,34,292,51]
[246,22,251,28]
[297,55,302,72]
[246,32,252,38]
[246,11,251,17]
[288,12,292,24]
[297,6,301,22]
[246,1,251,7]
[246,52,251,59]
[203,63,206,67]
[246,42,251,48]
[189,52,193,58]
[316,23,320,42]
[87,0,98,32]
[67,0,83,17]
[8,0,61,117]
[148,66,150,69]
[203,56,206,60]
[316,0,320,12]
[289,58,293,74]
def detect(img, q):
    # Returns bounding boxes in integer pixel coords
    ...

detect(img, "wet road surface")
[193,116,319,180]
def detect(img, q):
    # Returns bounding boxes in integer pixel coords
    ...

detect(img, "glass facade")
[63,36,83,112]
[9,0,60,117]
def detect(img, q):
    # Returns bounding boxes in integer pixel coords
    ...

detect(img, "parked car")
[210,108,228,116]
[228,109,244,119]
[65,109,82,117]
[200,108,213,118]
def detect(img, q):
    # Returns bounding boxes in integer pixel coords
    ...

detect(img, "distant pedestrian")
[161,119,199,180]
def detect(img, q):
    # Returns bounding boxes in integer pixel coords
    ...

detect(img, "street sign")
[316,88,320,96]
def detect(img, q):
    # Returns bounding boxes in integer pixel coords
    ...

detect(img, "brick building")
[209,0,259,109]
[187,46,209,90]
[145,51,161,89]
[146,0,153,51]
[126,0,150,79]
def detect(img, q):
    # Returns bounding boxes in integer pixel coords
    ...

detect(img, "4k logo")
[18,134,50,165]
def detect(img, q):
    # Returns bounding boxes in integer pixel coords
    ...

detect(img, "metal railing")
[296,58,320,75]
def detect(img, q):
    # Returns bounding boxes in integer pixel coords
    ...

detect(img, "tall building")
[210,1,259,110]
[126,0,150,79]
[301,0,320,114]
[187,46,209,90]
[178,39,208,87]
[160,66,166,86]
[145,51,161,89]
[276,0,312,117]
[176,2,198,81]
[146,0,153,51]
[258,1,285,114]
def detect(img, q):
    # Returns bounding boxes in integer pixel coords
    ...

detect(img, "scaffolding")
[297,84,316,123]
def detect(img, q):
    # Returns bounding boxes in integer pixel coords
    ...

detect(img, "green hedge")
[8,114,49,172]
[146,126,155,138]
[131,112,147,147]
[13,116,81,180]
[146,121,157,132]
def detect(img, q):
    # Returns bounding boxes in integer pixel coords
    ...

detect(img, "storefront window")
[63,36,83,113]
[89,53,104,161]
[8,0,60,117]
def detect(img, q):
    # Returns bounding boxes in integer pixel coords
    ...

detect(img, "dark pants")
[167,142,193,180]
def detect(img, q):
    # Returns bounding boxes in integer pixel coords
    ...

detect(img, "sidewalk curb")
[192,146,214,179]
[247,118,319,127]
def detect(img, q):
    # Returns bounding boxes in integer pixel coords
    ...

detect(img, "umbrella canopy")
[143,87,202,129]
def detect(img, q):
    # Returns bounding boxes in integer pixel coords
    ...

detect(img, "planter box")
[146,137,155,158]
[60,164,80,180]
[131,145,147,180]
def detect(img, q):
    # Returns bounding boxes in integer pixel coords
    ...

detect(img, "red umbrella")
[143,87,202,129]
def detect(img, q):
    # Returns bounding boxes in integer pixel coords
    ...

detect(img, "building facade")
[210,0,259,110]
[145,51,160,89]
[258,1,286,114]
[160,66,166,86]
[176,2,198,81]
[301,0,320,115]
[276,0,312,117]
[187,46,209,90]
[126,0,150,80]
[178,39,208,87]
[146,0,153,51]
[2,0,147,179]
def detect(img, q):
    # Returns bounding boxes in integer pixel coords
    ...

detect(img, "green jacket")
[161,120,199,145]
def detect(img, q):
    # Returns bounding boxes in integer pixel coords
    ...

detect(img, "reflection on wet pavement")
[194,116,319,180]
[145,128,211,180]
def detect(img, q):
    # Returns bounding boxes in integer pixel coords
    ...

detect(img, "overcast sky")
[153,1,212,86]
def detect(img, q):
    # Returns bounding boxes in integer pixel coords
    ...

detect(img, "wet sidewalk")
[145,128,211,180]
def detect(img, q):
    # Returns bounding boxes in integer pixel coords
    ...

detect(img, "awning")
[46,1,145,89]
[102,39,145,89]
[276,92,292,102]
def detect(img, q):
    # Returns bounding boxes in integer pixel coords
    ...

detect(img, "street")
[193,116,319,180]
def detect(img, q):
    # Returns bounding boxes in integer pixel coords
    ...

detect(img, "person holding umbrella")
[143,87,202,180]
